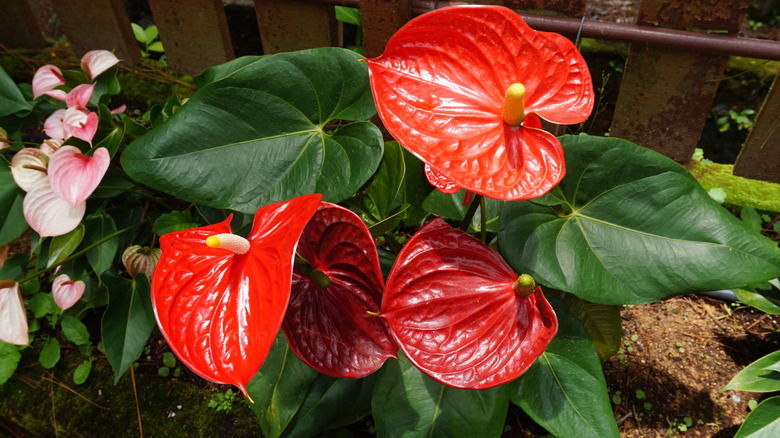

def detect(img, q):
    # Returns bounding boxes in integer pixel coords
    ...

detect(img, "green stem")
[459,194,483,231]
[19,221,145,284]
[480,196,487,243]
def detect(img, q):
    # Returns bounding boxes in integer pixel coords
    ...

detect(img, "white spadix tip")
[205,233,250,254]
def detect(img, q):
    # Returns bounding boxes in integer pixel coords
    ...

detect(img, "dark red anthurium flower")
[366,5,593,201]
[283,202,397,377]
[380,218,558,389]
[151,193,322,399]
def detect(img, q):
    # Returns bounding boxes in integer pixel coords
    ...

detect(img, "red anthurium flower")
[366,5,593,201]
[152,193,322,399]
[381,218,557,389]
[282,202,397,377]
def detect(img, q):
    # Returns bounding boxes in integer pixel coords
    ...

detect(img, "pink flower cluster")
[10,50,119,238]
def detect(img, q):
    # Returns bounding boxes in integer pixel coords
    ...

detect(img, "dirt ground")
[602,295,780,437]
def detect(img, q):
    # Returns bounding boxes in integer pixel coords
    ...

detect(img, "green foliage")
[208,388,236,413]
[716,108,755,132]
[131,23,165,59]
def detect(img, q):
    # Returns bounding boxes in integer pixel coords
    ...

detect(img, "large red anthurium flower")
[283,202,397,377]
[381,218,557,389]
[366,5,593,201]
[152,193,322,399]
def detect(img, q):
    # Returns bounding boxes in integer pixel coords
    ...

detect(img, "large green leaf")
[246,332,319,438]
[514,298,619,438]
[372,357,510,438]
[499,135,780,304]
[47,225,85,268]
[282,374,375,438]
[734,396,780,438]
[724,350,780,393]
[0,164,28,246]
[100,271,155,382]
[0,342,22,385]
[562,293,622,360]
[366,140,405,220]
[121,48,382,213]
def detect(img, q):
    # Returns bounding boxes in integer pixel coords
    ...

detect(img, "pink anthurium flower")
[0,280,29,345]
[52,274,86,310]
[32,64,66,100]
[65,83,95,108]
[44,109,68,140]
[61,107,98,144]
[10,148,48,191]
[152,193,322,399]
[366,5,593,201]
[23,176,86,237]
[381,218,558,389]
[283,202,397,378]
[81,50,120,80]
[48,146,110,206]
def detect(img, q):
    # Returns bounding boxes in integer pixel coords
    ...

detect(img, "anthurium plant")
[1,5,779,437]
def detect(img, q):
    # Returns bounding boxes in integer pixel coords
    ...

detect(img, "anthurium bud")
[502,83,526,126]
[205,233,250,254]
[122,245,162,279]
[513,273,536,296]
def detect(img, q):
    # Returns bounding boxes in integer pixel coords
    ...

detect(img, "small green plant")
[716,108,756,132]
[667,416,693,435]
[131,23,165,59]
[207,388,236,413]
[158,351,181,378]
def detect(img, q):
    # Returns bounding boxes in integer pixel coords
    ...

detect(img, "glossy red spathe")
[381,218,558,389]
[366,5,593,200]
[151,193,322,398]
[283,202,397,378]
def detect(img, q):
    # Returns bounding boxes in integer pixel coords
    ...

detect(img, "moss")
[688,160,780,213]
[0,334,263,437]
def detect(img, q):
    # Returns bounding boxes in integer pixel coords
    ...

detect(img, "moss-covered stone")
[688,160,780,213]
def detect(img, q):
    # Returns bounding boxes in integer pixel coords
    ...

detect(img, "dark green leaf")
[28,292,57,318]
[499,135,780,304]
[154,210,199,235]
[734,283,780,315]
[562,293,622,360]
[372,357,510,438]
[194,55,265,88]
[741,207,763,233]
[0,164,28,246]
[246,332,319,438]
[83,214,119,280]
[734,395,780,438]
[365,141,405,220]
[0,341,22,384]
[100,271,155,383]
[61,316,90,346]
[514,298,619,438]
[423,190,503,233]
[39,338,61,369]
[724,350,780,393]
[0,65,32,117]
[398,149,432,226]
[47,225,85,268]
[282,374,375,438]
[122,48,382,213]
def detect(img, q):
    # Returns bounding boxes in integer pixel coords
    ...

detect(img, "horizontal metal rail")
[313,0,780,61]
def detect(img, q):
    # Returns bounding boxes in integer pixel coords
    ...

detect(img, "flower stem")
[19,221,145,284]
[460,194,483,231]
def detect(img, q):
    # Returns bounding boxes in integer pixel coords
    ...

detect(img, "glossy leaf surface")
[101,271,155,383]
[734,396,780,438]
[246,332,318,438]
[372,354,511,438]
[499,135,780,304]
[723,350,780,393]
[122,48,382,213]
[283,202,396,377]
[366,5,593,200]
[0,164,27,246]
[514,298,619,438]
[152,194,321,396]
[381,218,557,389]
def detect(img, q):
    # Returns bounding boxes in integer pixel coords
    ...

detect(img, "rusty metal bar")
[308,0,780,61]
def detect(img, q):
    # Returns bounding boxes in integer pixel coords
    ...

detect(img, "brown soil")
[603,295,780,438]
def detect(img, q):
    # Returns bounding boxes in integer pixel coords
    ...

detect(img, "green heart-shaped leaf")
[499,135,780,304]
[121,48,382,213]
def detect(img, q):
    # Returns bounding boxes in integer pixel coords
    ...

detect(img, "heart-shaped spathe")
[48,146,110,206]
[23,177,86,237]
[52,274,86,310]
